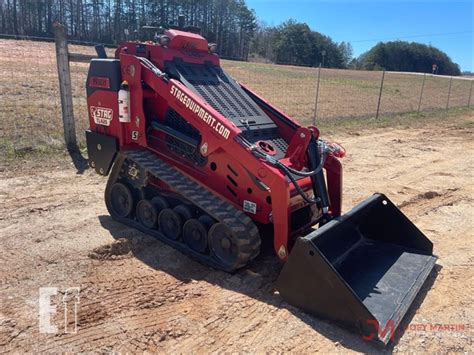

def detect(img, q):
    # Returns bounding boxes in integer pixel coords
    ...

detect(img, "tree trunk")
[12,0,18,35]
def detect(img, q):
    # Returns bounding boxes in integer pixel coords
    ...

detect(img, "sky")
[246,0,473,71]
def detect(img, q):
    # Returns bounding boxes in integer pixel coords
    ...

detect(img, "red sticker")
[89,77,110,89]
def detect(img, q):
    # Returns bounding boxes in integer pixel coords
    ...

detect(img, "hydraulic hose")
[251,148,325,205]
[277,161,322,205]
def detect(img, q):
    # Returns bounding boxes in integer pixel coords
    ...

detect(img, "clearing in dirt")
[0,113,472,352]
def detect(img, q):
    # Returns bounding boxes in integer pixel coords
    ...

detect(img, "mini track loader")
[85,22,436,344]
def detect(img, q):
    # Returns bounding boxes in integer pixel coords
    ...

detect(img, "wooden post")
[53,23,77,151]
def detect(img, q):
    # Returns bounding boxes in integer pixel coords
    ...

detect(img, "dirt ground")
[1,114,473,353]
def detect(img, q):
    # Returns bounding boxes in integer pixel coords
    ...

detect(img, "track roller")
[208,222,242,269]
[136,199,158,229]
[198,214,215,230]
[109,182,135,218]
[174,204,193,221]
[159,208,182,240]
[151,196,169,211]
[183,219,208,253]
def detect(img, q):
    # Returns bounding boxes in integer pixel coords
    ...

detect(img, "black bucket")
[275,193,437,344]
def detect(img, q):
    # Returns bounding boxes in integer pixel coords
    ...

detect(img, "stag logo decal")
[170,85,231,140]
[90,106,113,126]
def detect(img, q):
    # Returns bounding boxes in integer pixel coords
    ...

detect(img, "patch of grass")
[316,107,474,135]
[0,138,63,166]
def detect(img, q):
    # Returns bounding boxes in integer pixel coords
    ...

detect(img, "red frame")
[89,30,343,262]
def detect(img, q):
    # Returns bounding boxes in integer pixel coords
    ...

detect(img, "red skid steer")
[85,22,436,344]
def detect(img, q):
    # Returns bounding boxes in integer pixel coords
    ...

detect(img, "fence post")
[417,73,426,113]
[446,76,453,110]
[468,80,473,107]
[312,63,322,125]
[375,70,385,119]
[53,22,77,151]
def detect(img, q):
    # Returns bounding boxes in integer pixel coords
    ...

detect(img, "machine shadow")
[68,147,89,174]
[98,214,438,352]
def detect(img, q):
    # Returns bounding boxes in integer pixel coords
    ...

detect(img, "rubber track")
[105,150,261,272]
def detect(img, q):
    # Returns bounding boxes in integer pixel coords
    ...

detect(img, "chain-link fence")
[0,37,472,154]
[224,60,473,126]
[0,39,61,151]
[0,38,114,153]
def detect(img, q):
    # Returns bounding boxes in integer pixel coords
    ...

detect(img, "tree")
[0,0,258,60]
[249,21,279,61]
[338,41,353,68]
[358,41,461,75]
[247,19,350,68]
[268,20,346,68]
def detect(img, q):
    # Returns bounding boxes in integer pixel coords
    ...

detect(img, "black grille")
[168,60,277,131]
[270,137,289,153]
[164,108,201,139]
[154,108,207,166]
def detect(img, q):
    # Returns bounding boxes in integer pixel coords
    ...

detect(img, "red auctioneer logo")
[362,319,396,342]
[362,319,467,342]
